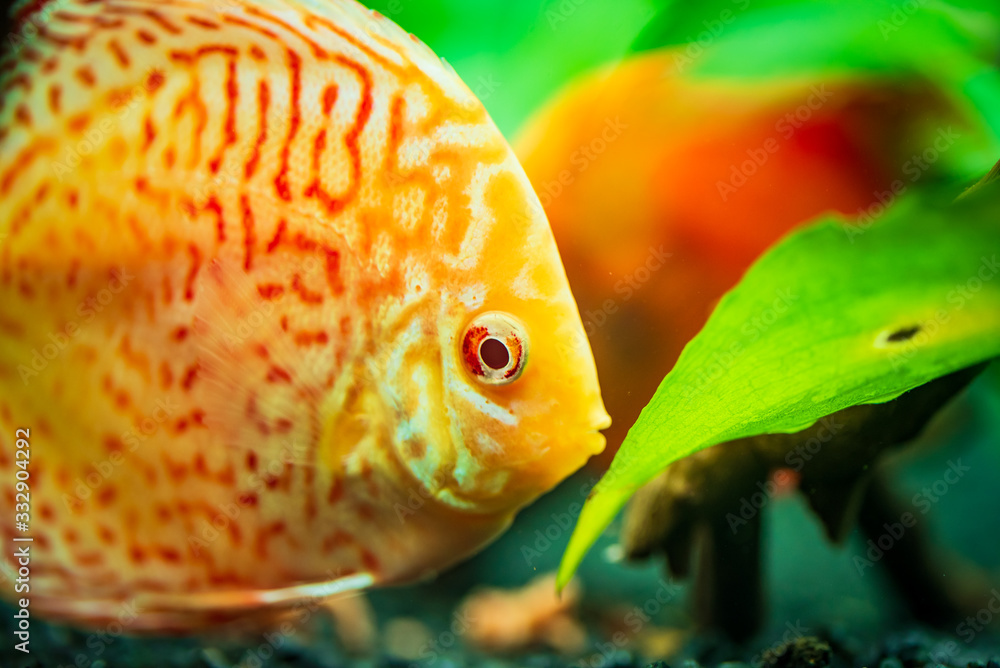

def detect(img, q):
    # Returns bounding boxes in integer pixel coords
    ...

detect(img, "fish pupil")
[480,337,510,370]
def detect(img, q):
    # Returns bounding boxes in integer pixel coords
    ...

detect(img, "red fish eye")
[461,312,529,385]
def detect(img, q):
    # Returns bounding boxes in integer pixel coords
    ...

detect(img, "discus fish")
[0,0,608,627]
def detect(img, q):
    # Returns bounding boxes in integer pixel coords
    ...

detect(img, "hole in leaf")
[887,325,921,342]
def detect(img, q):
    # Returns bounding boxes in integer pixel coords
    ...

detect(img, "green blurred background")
[365,0,657,136]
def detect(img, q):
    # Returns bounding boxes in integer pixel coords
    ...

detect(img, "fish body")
[0,0,608,626]
[514,48,984,458]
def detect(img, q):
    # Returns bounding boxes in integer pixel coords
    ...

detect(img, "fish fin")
[29,572,377,632]
[190,253,330,469]
[133,571,376,613]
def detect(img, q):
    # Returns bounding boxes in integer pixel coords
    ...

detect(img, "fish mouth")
[584,426,609,457]
[592,409,612,432]
[578,408,612,458]
[588,404,612,436]
[570,397,610,459]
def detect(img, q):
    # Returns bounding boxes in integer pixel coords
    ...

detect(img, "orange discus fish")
[0,0,609,627]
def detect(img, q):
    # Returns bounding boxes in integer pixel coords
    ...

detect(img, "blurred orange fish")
[515,48,985,461]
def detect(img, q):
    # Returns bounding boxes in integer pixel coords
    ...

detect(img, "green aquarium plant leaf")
[557,184,1000,590]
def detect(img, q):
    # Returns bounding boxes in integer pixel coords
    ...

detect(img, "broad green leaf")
[557,186,1000,590]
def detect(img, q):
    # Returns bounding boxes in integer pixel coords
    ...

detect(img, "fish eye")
[461,312,529,386]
